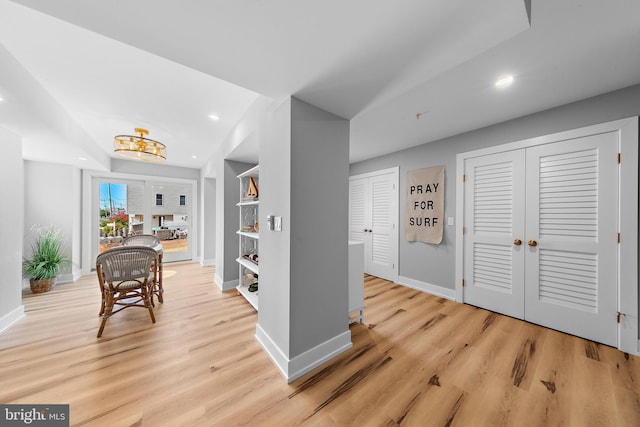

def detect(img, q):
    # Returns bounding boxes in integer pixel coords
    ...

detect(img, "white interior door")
[524,133,619,346]
[463,150,526,318]
[349,168,398,282]
[367,171,398,280]
[349,179,366,245]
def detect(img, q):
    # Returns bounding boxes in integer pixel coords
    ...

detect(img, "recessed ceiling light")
[208,114,220,121]
[78,156,88,161]
[495,75,514,88]
[191,155,198,159]
[0,95,4,101]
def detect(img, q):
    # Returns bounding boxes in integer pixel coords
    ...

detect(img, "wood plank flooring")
[1,264,638,426]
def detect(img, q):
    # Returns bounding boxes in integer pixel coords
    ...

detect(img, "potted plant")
[23,226,70,294]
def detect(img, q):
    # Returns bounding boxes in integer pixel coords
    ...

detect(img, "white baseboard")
[397,276,456,301]
[0,305,25,335]
[200,258,215,267]
[215,273,238,291]
[72,266,82,282]
[255,323,352,383]
[55,273,74,285]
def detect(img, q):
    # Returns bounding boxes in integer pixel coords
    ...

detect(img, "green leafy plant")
[23,227,70,280]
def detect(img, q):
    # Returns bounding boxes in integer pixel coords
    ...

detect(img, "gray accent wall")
[259,97,350,360]
[0,127,24,330]
[289,97,350,356]
[350,84,640,293]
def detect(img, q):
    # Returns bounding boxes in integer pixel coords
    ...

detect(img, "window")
[179,195,186,206]
[155,193,163,206]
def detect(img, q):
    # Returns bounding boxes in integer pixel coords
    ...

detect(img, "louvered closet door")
[366,171,398,280]
[463,150,526,318]
[524,133,618,346]
[349,179,367,244]
[349,169,399,282]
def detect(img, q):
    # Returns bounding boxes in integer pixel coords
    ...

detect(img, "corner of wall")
[0,305,24,335]
[397,276,456,301]
[255,323,352,383]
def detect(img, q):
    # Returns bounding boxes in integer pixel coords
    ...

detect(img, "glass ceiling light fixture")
[495,74,514,88]
[113,128,166,162]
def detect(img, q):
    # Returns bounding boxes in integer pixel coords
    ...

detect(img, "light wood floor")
[1,263,638,426]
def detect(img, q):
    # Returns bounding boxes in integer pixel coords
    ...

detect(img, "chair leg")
[157,280,164,304]
[97,318,107,338]
[97,291,114,338]
[98,289,105,316]
[144,283,156,324]
[149,283,156,307]
[157,257,164,303]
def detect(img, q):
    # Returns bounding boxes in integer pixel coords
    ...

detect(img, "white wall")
[257,97,351,382]
[111,158,200,180]
[257,98,292,355]
[0,127,24,333]
[23,161,81,285]
[200,176,216,266]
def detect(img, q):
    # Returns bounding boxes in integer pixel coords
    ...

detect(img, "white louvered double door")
[464,132,619,346]
[349,168,399,282]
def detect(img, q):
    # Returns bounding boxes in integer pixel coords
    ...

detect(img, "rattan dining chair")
[122,234,163,304]
[95,245,157,338]
[122,234,164,307]
[122,234,160,247]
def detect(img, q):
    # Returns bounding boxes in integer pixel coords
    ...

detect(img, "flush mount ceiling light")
[113,128,166,162]
[495,74,514,88]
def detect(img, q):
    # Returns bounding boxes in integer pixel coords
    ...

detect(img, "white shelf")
[237,284,259,310]
[237,230,259,239]
[236,257,259,274]
[237,164,259,179]
[237,164,260,311]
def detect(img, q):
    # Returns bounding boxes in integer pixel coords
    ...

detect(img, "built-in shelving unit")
[236,165,259,310]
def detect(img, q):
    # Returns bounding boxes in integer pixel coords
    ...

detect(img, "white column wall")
[0,127,24,333]
[200,176,216,266]
[257,97,352,382]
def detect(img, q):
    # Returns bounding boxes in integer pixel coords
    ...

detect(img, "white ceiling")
[0,0,639,171]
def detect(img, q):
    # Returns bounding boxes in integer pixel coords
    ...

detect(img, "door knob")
[528,239,538,247]
[513,238,522,246]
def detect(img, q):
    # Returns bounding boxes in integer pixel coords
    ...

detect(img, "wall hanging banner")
[405,165,444,244]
